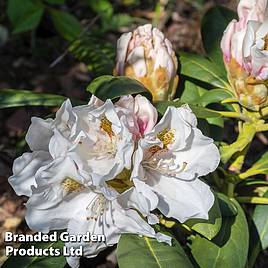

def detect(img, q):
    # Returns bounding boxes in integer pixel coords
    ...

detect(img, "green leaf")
[108,13,135,30]
[7,0,44,33]
[180,80,207,104]
[0,89,72,108]
[191,199,249,268]
[155,100,221,119]
[86,0,113,21]
[253,191,268,249]
[179,52,229,89]
[50,9,82,41]
[185,193,222,240]
[117,234,193,268]
[2,240,66,268]
[201,6,237,65]
[248,190,268,267]
[217,193,237,217]
[198,88,234,106]
[87,75,151,101]
[239,178,268,187]
[240,151,268,179]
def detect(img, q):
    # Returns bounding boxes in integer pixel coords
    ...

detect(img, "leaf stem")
[239,169,259,179]
[256,124,268,132]
[227,183,235,197]
[216,111,250,121]
[235,196,268,204]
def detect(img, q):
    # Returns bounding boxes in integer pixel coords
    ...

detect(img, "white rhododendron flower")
[10,98,134,191]
[23,156,169,268]
[221,0,268,110]
[9,94,220,267]
[114,24,178,101]
[131,105,220,222]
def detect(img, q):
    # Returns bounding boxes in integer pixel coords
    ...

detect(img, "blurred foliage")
[1,1,268,268]
[68,33,115,76]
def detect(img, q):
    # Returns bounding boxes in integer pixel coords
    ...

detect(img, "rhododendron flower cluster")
[221,0,268,110]
[9,94,220,267]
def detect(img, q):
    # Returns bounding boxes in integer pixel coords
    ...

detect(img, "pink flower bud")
[221,0,268,110]
[114,24,178,102]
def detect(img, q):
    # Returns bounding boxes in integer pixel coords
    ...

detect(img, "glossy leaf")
[50,9,82,41]
[87,75,151,101]
[7,0,44,33]
[192,199,249,268]
[239,179,268,187]
[240,151,268,179]
[155,100,221,119]
[217,193,237,217]
[179,52,229,89]
[0,89,72,108]
[198,88,234,106]
[185,194,222,240]
[201,6,237,65]
[2,240,65,268]
[117,234,193,268]
[180,80,207,104]
[248,190,268,267]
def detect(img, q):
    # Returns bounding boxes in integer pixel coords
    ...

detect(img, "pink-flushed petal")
[134,95,158,135]
[238,0,267,22]
[221,20,237,62]
[115,95,157,137]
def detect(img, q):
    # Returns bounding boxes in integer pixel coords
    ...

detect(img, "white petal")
[231,27,247,66]
[66,193,160,264]
[25,117,53,151]
[154,46,175,78]
[35,156,86,188]
[149,106,194,151]
[54,99,77,138]
[49,128,71,159]
[88,95,104,108]
[221,20,237,61]
[243,21,260,59]
[256,19,268,39]
[147,172,214,222]
[25,190,91,233]
[172,128,220,181]
[8,151,51,197]
[115,32,132,74]
[117,181,158,220]
[126,46,147,77]
[155,232,172,246]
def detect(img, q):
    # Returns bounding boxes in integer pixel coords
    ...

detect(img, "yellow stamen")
[61,178,84,193]
[264,34,268,50]
[100,115,114,137]
[157,128,175,148]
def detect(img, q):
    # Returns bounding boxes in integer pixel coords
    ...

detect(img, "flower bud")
[221,0,268,110]
[114,24,178,102]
